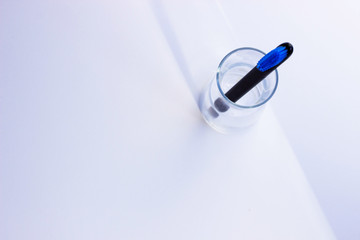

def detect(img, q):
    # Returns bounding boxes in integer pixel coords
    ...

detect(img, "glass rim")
[216,47,279,109]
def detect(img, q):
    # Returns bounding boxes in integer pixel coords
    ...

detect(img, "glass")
[199,48,278,133]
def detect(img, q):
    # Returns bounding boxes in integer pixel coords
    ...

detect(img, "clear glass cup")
[199,48,278,133]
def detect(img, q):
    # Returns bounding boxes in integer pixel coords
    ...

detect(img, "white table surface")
[0,1,335,239]
[218,1,360,239]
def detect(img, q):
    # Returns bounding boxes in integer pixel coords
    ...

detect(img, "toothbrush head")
[257,42,293,72]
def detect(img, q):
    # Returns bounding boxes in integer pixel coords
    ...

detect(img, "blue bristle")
[257,46,288,72]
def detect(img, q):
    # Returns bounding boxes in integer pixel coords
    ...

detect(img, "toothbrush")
[214,42,294,113]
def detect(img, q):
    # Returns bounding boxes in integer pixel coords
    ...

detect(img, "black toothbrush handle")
[225,67,270,102]
[226,42,293,103]
[210,42,293,116]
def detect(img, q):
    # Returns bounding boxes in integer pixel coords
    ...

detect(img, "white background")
[1,0,359,239]
[218,1,360,239]
[152,1,360,238]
